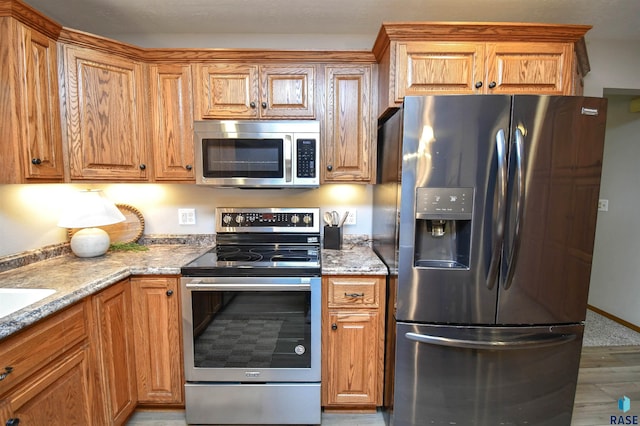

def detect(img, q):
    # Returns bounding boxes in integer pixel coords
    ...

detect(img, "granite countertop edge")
[1,243,387,340]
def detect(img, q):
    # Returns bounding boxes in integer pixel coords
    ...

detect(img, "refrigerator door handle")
[503,128,525,290]
[405,331,576,350]
[486,129,508,290]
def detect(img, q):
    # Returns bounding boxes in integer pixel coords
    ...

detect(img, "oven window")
[202,138,283,178]
[191,291,311,369]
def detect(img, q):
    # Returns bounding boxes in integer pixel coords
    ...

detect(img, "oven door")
[196,133,291,187]
[181,276,321,383]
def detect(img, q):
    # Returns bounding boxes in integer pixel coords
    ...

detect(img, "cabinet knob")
[250,102,256,109]
[326,165,333,172]
[331,323,337,331]
[474,81,483,89]
[488,81,497,89]
[0,366,14,381]
[31,158,42,165]
[261,102,267,109]
[344,292,365,298]
[139,164,146,170]
[166,290,174,297]
[185,164,193,171]
[6,418,20,426]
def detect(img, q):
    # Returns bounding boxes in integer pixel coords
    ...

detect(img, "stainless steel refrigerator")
[372,95,608,426]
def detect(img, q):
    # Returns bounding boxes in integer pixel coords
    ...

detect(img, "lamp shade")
[58,190,126,258]
[57,189,125,228]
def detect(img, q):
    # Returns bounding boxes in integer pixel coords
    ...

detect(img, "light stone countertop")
[321,245,389,276]
[1,243,387,340]
[0,245,209,340]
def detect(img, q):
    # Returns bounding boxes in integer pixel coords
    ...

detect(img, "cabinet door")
[259,65,315,118]
[149,64,195,181]
[5,347,93,426]
[485,42,573,95]
[395,42,485,98]
[63,46,148,180]
[91,279,137,424]
[323,311,379,406]
[193,63,259,119]
[131,276,184,404]
[20,25,65,181]
[323,65,374,183]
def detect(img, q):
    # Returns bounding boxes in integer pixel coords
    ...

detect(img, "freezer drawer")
[393,322,583,426]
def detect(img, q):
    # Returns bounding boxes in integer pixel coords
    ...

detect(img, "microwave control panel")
[296,139,316,178]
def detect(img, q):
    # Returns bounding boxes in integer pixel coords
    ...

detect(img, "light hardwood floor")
[128,345,640,425]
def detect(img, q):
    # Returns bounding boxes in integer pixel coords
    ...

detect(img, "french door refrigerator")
[373,95,608,426]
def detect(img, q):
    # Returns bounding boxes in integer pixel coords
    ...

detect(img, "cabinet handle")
[185,164,193,171]
[250,102,256,109]
[166,290,174,297]
[261,102,267,109]
[474,81,483,89]
[139,164,146,170]
[6,418,20,426]
[344,292,365,298]
[0,366,13,381]
[31,158,42,165]
[326,164,333,172]
[488,81,497,89]
[331,323,338,331]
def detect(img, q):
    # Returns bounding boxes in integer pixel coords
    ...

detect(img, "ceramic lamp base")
[70,227,111,258]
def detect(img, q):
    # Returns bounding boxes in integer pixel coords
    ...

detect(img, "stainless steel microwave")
[194,120,320,188]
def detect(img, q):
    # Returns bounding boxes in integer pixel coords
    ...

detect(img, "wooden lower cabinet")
[131,276,184,405]
[5,347,93,425]
[322,275,386,412]
[0,302,93,426]
[90,278,138,425]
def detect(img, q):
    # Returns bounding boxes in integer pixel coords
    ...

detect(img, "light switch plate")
[178,208,196,225]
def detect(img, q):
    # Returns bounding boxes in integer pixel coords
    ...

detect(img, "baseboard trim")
[588,305,640,334]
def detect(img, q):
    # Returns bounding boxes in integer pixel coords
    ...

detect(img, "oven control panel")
[217,208,319,232]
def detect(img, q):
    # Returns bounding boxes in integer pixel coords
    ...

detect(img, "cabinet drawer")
[326,276,382,309]
[0,302,87,395]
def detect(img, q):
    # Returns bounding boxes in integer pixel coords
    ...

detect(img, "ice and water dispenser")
[414,187,473,269]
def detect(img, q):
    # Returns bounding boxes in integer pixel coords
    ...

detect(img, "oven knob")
[223,215,233,225]
[235,215,245,224]
[291,214,300,224]
[303,214,312,224]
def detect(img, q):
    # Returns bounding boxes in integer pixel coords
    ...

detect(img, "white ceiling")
[22,0,640,49]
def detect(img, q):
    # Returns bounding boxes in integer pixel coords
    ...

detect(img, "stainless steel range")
[180,207,321,425]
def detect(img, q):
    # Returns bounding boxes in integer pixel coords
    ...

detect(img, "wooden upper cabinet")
[374,22,592,116]
[62,45,149,181]
[193,63,315,119]
[323,64,375,183]
[0,18,64,183]
[485,42,573,95]
[395,42,485,97]
[259,65,315,118]
[149,64,195,181]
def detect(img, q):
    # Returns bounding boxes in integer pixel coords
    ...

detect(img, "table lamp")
[57,189,126,258]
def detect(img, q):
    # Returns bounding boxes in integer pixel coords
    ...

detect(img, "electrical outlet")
[344,210,356,225]
[178,208,196,225]
[598,199,609,212]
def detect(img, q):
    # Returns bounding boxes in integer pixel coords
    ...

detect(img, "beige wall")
[0,183,372,257]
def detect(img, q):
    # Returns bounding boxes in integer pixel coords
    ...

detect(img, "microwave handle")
[285,136,292,182]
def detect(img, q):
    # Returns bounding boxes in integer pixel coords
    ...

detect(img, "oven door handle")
[185,283,311,291]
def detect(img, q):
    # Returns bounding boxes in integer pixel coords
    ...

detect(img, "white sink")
[0,288,57,318]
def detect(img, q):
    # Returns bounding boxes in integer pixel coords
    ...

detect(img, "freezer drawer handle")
[405,331,576,350]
